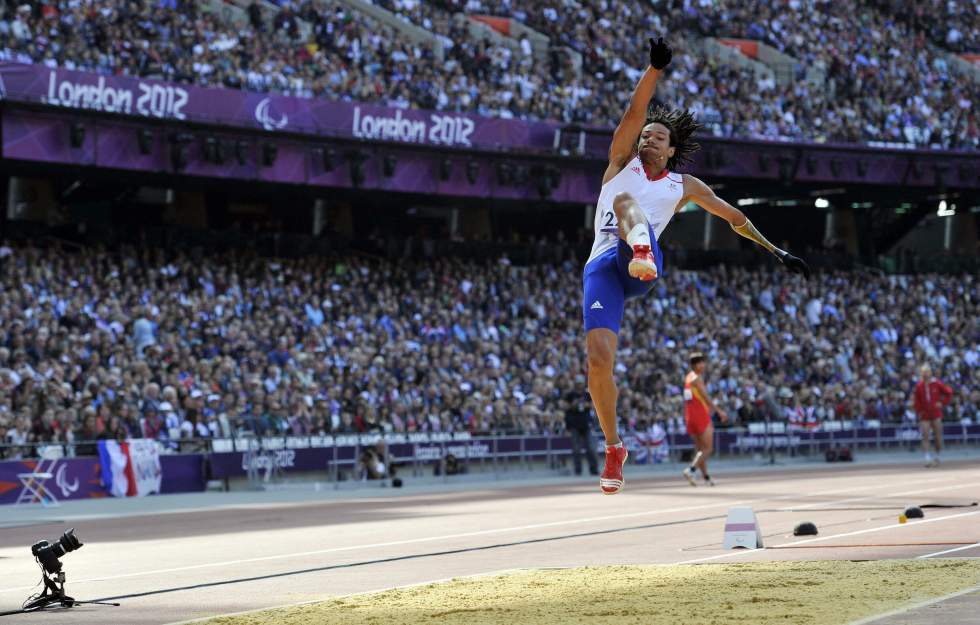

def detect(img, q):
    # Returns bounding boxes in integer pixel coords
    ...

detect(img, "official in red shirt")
[912,365,953,467]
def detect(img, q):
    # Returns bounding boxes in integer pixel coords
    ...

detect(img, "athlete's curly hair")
[638,105,703,171]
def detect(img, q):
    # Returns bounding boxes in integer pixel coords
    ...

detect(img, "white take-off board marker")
[722,506,764,549]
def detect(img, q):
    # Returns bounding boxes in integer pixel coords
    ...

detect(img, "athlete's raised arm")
[681,174,811,278]
[602,37,673,185]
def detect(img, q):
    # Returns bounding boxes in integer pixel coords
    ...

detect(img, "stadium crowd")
[0,0,975,149]
[0,241,976,457]
[452,0,978,148]
[677,0,979,148]
[871,0,979,54]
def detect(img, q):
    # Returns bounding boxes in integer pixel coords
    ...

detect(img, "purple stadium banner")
[208,437,524,478]
[0,109,602,202]
[714,424,980,453]
[3,62,976,195]
[0,454,206,504]
[0,62,558,152]
[0,457,104,505]
[160,454,207,494]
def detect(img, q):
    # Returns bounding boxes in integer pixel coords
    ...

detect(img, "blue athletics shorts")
[582,226,663,334]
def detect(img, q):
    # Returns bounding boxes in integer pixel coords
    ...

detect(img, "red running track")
[0,460,977,625]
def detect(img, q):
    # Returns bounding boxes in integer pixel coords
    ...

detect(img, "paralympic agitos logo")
[55,463,79,498]
[254,97,288,131]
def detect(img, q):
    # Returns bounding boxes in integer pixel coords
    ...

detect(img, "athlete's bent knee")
[586,336,615,375]
[613,192,637,217]
[700,432,714,457]
[587,345,613,375]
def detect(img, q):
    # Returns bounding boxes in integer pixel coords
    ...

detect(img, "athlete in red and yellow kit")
[682,352,727,486]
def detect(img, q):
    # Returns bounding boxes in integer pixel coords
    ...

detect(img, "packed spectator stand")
[0,235,976,459]
[871,0,979,54]
[0,0,975,149]
[0,0,976,458]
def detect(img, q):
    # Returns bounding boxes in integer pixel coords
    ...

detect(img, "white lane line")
[917,542,980,559]
[675,509,980,564]
[842,584,980,625]
[5,473,935,593]
[765,473,953,504]
[783,509,980,546]
[0,498,757,593]
[776,475,967,511]
[1,473,973,594]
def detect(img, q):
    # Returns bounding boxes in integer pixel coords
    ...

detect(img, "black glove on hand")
[648,37,672,70]
[777,250,811,279]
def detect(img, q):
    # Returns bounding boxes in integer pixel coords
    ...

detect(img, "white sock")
[607,441,623,449]
[626,223,651,248]
[690,450,703,468]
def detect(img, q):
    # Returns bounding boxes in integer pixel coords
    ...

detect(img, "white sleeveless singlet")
[585,157,684,267]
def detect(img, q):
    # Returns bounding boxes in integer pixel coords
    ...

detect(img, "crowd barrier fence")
[2,423,977,504]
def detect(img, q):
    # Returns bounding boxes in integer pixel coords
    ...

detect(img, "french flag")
[98,439,162,497]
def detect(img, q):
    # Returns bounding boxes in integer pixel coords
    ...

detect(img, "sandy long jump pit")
[203,559,980,625]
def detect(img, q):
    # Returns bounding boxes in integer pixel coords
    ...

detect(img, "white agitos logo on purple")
[55,463,79,498]
[255,97,288,131]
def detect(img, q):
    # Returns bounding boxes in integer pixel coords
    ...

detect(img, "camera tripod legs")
[17,571,120,613]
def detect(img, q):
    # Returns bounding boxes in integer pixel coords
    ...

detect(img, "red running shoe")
[600,444,628,495]
[627,244,657,281]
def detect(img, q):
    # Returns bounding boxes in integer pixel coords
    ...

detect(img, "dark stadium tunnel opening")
[0,163,595,248]
[2,153,968,274]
